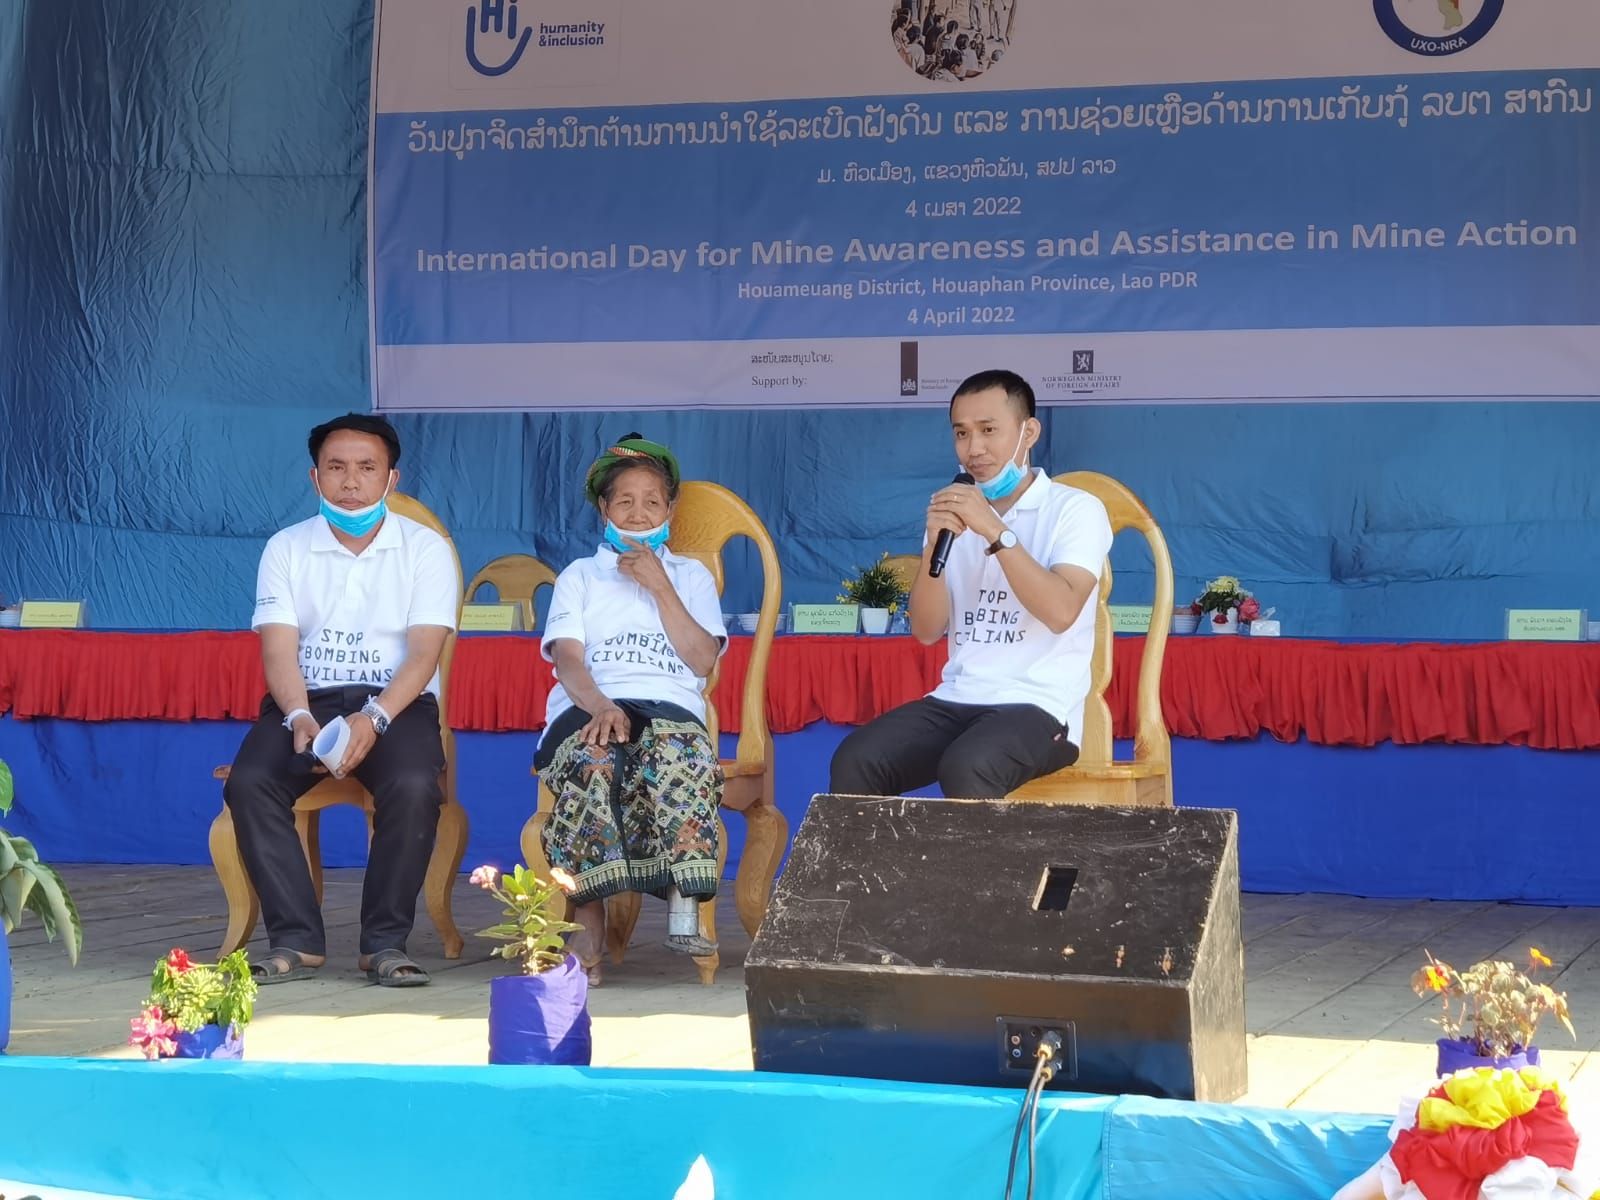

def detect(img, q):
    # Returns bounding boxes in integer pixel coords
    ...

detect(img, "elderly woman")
[535,434,727,983]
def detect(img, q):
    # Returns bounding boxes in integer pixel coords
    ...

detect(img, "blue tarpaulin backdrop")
[2,1,1599,635]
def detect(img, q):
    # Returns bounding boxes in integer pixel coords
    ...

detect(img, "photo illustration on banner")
[368,0,1598,411]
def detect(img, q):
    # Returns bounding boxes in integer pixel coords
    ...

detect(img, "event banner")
[368,0,1599,410]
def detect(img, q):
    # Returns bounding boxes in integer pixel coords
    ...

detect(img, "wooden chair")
[1006,471,1175,807]
[521,480,785,985]
[208,494,471,958]
[466,553,557,632]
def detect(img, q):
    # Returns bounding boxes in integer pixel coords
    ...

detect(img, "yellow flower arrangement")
[1192,574,1262,624]
[1413,946,1575,1059]
[838,553,909,613]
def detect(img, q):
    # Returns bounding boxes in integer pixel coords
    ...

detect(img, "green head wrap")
[584,433,681,507]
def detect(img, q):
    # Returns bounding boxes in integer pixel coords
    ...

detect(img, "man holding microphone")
[829,369,1113,798]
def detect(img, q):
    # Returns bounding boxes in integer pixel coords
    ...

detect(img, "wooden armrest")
[1057,761,1169,782]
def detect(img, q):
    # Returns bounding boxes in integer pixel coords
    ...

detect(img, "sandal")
[577,948,603,988]
[570,929,603,987]
[363,948,431,988]
[250,947,321,985]
[665,933,718,957]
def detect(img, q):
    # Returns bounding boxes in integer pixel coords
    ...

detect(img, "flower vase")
[859,607,891,635]
[488,954,592,1066]
[1435,1037,1540,1077]
[172,1023,244,1060]
[1208,607,1240,634]
[0,919,11,1053]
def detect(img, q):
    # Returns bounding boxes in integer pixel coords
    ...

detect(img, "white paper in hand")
[313,716,352,775]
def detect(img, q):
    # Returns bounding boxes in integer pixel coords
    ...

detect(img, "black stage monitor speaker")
[744,796,1246,1102]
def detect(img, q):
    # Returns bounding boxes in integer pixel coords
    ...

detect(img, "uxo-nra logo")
[1373,0,1503,56]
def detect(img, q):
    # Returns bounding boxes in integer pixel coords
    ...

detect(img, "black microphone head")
[954,471,975,485]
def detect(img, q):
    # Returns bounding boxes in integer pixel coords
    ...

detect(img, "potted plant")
[128,948,257,1060]
[1191,575,1261,634]
[0,755,83,1053]
[839,553,908,635]
[471,864,591,1065]
[1413,946,1574,1075]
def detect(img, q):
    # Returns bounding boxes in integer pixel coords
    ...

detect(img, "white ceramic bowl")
[1171,614,1200,635]
[737,612,760,633]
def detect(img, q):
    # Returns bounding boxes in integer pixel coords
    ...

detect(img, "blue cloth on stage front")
[0,1058,1396,1200]
[0,1060,1114,1200]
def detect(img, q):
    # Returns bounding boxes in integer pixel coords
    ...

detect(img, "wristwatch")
[985,529,1019,556]
[361,697,392,736]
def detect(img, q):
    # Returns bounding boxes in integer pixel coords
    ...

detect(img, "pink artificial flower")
[165,948,194,973]
[1189,601,1202,616]
[129,1005,178,1061]
[469,865,499,889]
[1213,612,1228,625]
[1238,598,1261,621]
[549,867,578,894]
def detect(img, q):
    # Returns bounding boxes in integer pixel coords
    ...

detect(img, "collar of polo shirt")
[311,511,403,554]
[1000,467,1049,512]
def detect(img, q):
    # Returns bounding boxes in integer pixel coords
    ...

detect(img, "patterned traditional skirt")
[537,699,723,906]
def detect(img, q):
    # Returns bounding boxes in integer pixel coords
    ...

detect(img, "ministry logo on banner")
[1374,0,1504,56]
[453,0,622,88]
[1039,349,1123,399]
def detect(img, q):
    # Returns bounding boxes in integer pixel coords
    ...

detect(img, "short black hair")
[951,369,1036,420]
[308,413,402,469]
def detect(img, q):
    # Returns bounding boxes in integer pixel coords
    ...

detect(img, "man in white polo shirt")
[225,414,458,987]
[829,369,1113,798]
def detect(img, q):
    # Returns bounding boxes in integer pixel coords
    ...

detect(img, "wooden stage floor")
[10,866,1600,1115]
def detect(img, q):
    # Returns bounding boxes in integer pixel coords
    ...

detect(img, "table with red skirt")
[1,630,1597,902]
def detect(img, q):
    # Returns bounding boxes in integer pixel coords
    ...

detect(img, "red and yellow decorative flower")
[1334,1068,1600,1200]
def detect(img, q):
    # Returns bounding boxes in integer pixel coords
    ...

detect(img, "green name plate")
[19,600,86,629]
[1505,608,1586,642]
[1109,605,1154,634]
[459,603,522,632]
[792,604,860,634]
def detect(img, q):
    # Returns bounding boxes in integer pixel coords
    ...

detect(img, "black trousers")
[828,696,1079,799]
[224,686,445,957]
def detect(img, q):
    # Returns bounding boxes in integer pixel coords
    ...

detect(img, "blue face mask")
[605,519,670,554]
[318,475,391,537]
[977,429,1029,501]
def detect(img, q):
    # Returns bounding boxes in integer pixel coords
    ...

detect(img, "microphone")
[929,471,975,578]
